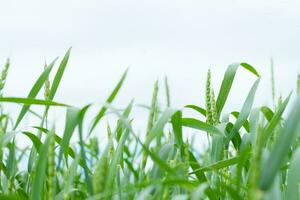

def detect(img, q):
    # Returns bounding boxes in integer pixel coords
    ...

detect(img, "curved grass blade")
[171,111,183,147]
[190,156,240,174]
[225,122,241,150]
[181,118,223,136]
[115,100,134,141]
[230,111,250,132]
[124,158,139,181]
[31,129,53,200]
[0,97,69,107]
[185,105,206,117]
[216,63,259,118]
[104,128,130,199]
[145,108,176,146]
[57,107,80,169]
[77,105,93,195]
[286,149,300,200]
[48,48,71,101]
[261,94,291,146]
[240,63,260,77]
[22,132,42,151]
[227,78,260,141]
[260,97,300,190]
[13,61,56,129]
[260,106,274,122]
[89,68,128,134]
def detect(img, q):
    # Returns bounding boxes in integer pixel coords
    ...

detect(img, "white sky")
[0,0,300,137]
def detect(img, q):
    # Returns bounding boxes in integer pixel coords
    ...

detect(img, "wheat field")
[0,49,300,200]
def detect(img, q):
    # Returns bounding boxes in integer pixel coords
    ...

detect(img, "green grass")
[0,50,300,200]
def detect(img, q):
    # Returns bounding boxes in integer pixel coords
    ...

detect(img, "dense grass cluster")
[0,49,300,200]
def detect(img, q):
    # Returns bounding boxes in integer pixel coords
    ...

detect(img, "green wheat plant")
[0,51,299,200]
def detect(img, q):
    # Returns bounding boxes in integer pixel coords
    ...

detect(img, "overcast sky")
[1,0,300,130]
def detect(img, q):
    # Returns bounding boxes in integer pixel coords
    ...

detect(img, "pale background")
[0,0,299,143]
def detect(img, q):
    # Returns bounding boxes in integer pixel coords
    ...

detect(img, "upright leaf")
[14,60,56,129]
[57,107,80,169]
[286,149,300,200]
[48,48,71,101]
[260,97,300,190]
[227,78,260,141]
[216,63,259,118]
[171,111,183,147]
[31,130,53,200]
[89,69,128,134]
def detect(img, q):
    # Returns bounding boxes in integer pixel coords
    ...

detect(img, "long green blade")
[89,69,128,134]
[227,78,260,141]
[14,61,56,129]
[31,130,53,200]
[182,118,224,136]
[216,63,259,118]
[48,48,71,101]
[260,97,300,190]
[286,149,300,200]
[0,97,69,107]
[57,107,80,169]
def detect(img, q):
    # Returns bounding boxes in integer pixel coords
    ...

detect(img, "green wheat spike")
[0,58,10,96]
[211,87,218,125]
[206,69,213,125]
